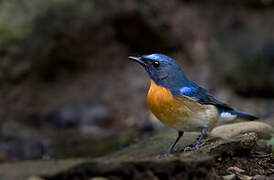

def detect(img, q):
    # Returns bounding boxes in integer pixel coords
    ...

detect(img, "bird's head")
[129,54,187,87]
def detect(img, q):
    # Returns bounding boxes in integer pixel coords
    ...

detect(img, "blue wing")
[179,85,258,120]
[179,85,233,110]
[180,87,198,97]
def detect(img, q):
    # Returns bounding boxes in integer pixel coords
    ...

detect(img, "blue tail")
[230,110,259,120]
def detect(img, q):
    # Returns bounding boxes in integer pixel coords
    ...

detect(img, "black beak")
[128,56,147,68]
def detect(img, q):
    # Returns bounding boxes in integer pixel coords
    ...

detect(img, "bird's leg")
[184,128,208,151]
[195,127,208,147]
[166,131,184,155]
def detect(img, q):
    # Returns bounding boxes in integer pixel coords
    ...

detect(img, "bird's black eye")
[152,61,160,68]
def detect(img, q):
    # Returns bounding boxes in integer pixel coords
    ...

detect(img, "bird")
[129,53,258,155]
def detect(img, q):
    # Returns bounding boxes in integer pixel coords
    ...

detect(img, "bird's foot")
[183,141,206,151]
[157,147,178,158]
[166,146,175,155]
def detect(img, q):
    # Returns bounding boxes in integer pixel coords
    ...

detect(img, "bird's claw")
[184,142,206,151]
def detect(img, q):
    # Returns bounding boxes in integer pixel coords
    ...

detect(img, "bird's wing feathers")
[180,86,233,110]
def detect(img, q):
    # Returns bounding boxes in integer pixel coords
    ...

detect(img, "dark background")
[0,0,273,162]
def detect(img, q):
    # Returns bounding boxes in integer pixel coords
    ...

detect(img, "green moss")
[0,24,30,42]
[261,0,273,6]
[0,0,84,43]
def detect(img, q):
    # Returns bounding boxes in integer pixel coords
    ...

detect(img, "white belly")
[172,103,219,132]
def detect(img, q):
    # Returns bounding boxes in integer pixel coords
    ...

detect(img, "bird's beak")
[128,56,147,68]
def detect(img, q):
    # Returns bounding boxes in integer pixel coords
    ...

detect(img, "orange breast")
[147,80,186,127]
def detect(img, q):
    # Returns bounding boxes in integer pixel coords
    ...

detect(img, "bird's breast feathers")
[147,80,218,131]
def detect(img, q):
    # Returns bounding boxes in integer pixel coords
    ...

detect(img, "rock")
[222,174,236,180]
[46,106,80,128]
[79,125,103,135]
[0,130,272,180]
[0,159,85,180]
[227,166,245,173]
[89,177,109,180]
[42,132,267,180]
[0,134,50,162]
[252,175,269,180]
[26,176,45,180]
[81,106,109,125]
[211,122,273,139]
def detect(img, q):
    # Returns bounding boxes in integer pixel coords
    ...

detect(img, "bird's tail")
[231,110,259,120]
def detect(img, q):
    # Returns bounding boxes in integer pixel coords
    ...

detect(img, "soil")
[214,150,274,178]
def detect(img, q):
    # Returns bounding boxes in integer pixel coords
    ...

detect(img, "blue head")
[129,54,194,95]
